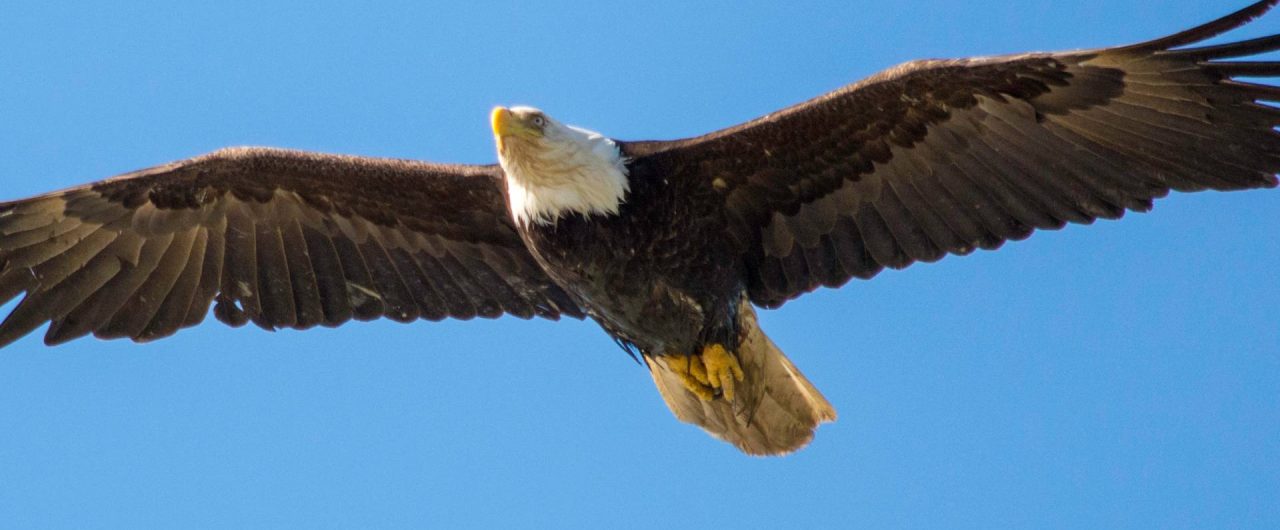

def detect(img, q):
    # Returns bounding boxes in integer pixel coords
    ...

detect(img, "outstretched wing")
[0,147,583,348]
[624,0,1280,308]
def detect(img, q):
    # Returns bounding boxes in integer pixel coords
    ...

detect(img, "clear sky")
[0,1,1277,528]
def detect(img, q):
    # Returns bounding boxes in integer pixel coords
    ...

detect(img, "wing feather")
[141,227,206,341]
[185,222,225,327]
[99,232,176,339]
[0,147,581,348]
[124,228,198,340]
[360,238,419,323]
[219,200,261,327]
[626,1,1280,307]
[278,218,325,330]
[299,223,354,326]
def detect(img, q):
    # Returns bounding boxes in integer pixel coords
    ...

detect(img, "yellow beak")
[491,106,514,137]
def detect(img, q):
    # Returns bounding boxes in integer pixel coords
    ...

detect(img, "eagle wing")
[0,147,583,347]
[624,0,1280,308]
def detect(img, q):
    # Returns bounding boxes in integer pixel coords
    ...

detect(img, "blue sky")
[0,0,1277,528]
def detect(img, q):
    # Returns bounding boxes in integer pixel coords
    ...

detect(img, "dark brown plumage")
[1,1,1277,455]
[0,148,582,348]
[623,0,1280,308]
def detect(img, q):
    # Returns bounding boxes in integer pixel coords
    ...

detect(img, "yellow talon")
[664,345,744,402]
[667,354,716,401]
[689,354,710,386]
[700,343,745,401]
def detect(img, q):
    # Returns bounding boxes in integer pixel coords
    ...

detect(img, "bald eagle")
[2,2,1278,455]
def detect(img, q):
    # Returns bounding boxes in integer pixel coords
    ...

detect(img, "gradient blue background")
[1,1,1277,528]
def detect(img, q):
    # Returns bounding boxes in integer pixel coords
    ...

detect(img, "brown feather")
[0,148,581,347]
[98,233,175,339]
[623,2,1280,307]
[124,228,198,341]
[139,227,207,341]
[279,219,324,330]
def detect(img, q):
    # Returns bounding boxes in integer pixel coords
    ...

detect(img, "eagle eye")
[531,115,546,127]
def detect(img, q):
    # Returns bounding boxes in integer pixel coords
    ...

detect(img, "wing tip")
[1125,0,1279,53]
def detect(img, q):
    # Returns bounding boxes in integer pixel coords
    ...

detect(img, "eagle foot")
[667,344,744,401]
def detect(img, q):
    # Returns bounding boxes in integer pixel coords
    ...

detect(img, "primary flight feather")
[2,1,1278,455]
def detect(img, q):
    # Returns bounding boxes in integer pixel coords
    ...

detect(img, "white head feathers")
[492,106,630,226]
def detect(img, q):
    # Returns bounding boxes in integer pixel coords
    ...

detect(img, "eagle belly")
[515,179,742,357]
[516,187,838,456]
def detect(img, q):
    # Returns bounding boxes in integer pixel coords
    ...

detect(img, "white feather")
[496,108,629,226]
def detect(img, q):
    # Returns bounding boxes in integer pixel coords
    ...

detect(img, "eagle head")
[490,106,629,226]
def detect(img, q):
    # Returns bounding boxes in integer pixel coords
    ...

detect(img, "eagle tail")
[645,299,836,455]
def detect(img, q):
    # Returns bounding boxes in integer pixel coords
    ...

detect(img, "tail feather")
[646,299,835,455]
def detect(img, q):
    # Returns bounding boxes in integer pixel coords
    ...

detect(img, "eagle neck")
[501,127,630,227]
